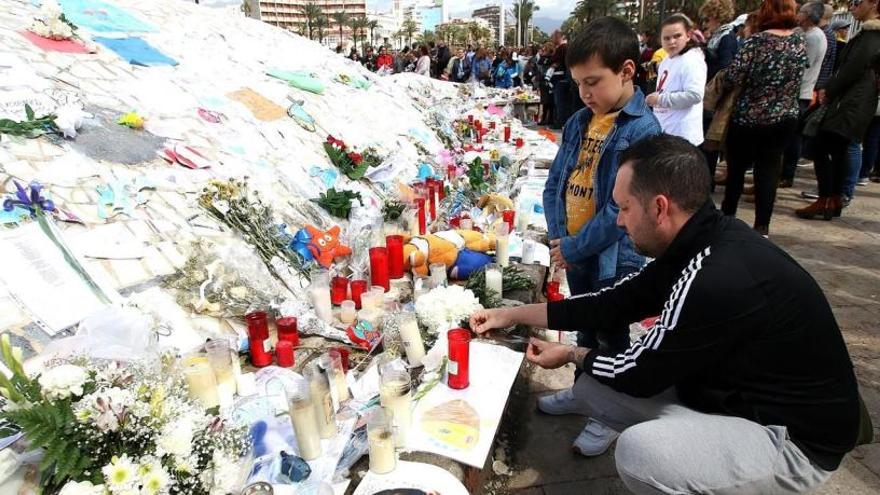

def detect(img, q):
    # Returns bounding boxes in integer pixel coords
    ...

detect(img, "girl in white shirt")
[647,14,707,146]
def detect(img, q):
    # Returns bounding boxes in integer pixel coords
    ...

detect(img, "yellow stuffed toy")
[403,229,497,277]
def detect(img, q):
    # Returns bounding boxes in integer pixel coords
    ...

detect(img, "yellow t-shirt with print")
[566,111,618,235]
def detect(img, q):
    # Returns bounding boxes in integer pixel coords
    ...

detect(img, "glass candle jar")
[305,362,336,439]
[369,247,390,292]
[245,311,272,367]
[308,274,333,324]
[275,340,294,368]
[340,300,357,325]
[327,349,350,403]
[330,276,349,306]
[350,280,368,309]
[447,328,472,390]
[367,407,397,474]
[379,370,413,448]
[484,263,503,299]
[286,381,322,460]
[205,339,235,407]
[386,235,405,279]
[502,210,516,234]
[495,223,510,267]
[183,357,220,409]
[397,312,425,367]
[276,316,299,347]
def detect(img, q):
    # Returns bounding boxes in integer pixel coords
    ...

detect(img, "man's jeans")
[861,117,880,179]
[570,375,833,495]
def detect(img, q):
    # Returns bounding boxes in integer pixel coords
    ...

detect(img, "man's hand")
[469,308,513,334]
[526,338,575,369]
[646,92,660,107]
[549,239,569,269]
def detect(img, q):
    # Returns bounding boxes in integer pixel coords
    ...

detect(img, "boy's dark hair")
[566,16,640,72]
[619,134,710,213]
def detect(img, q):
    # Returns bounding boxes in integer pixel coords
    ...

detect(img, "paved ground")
[485,164,880,494]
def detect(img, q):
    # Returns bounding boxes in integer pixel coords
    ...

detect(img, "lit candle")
[485,263,503,299]
[306,363,337,439]
[495,223,510,267]
[205,340,235,408]
[288,386,322,460]
[367,408,397,474]
[380,371,413,448]
[340,300,357,325]
[183,358,220,409]
[398,312,425,367]
[327,349,350,403]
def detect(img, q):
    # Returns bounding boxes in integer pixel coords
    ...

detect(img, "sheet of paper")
[0,223,109,335]
[408,341,524,468]
[352,460,469,495]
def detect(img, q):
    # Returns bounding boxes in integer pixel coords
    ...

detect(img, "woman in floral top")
[720,0,806,236]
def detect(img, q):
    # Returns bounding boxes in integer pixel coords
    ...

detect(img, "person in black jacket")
[471,134,862,495]
[797,0,880,220]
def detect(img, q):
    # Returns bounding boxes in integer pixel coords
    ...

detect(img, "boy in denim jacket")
[541,17,661,456]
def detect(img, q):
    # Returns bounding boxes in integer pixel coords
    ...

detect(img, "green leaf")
[25,104,34,121]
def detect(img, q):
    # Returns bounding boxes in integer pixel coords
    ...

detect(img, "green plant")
[465,265,536,308]
[0,104,58,138]
[467,157,489,194]
[313,188,362,219]
[382,200,406,222]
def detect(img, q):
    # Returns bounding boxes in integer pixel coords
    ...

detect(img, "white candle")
[516,207,530,232]
[368,427,396,473]
[380,375,412,448]
[340,300,357,325]
[496,235,510,267]
[310,285,333,323]
[409,209,419,236]
[183,359,220,409]
[310,377,337,439]
[485,264,503,298]
[398,314,426,367]
[289,397,322,460]
[521,239,536,265]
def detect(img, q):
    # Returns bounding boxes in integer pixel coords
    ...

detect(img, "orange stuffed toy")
[402,229,496,276]
[306,225,352,268]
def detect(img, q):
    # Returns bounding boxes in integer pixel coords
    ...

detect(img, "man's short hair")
[801,2,824,25]
[619,134,711,213]
[566,17,639,72]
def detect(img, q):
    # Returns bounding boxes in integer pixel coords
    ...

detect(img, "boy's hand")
[549,239,569,268]
[646,92,660,107]
[526,338,572,369]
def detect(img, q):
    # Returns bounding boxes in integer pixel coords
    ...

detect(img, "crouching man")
[470,134,865,494]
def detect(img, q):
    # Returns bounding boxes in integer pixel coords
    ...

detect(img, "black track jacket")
[547,202,860,471]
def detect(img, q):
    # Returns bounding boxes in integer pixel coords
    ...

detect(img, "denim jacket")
[543,88,661,281]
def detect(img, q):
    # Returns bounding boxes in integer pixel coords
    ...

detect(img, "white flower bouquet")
[414,285,483,333]
[0,336,250,495]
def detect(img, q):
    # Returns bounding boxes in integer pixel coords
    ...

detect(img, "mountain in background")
[532,16,563,34]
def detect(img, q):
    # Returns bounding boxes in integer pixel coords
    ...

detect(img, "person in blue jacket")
[541,16,661,457]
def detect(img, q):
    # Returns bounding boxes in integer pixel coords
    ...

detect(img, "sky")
[367,0,578,25]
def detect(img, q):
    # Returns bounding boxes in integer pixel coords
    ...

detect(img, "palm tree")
[316,15,329,44]
[300,2,321,40]
[368,19,379,47]
[331,10,349,46]
[510,0,539,46]
[349,16,369,51]
[401,18,419,47]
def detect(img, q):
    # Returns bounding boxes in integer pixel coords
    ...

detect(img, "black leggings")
[813,130,851,197]
[722,120,797,227]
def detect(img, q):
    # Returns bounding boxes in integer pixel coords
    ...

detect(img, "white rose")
[39,364,88,400]
[58,480,106,495]
[157,419,194,459]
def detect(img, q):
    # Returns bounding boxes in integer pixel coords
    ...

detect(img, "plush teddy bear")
[402,229,497,279]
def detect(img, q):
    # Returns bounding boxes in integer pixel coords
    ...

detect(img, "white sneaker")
[572,419,620,457]
[536,388,586,416]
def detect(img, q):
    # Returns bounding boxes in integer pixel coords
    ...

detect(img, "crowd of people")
[459,0,875,493]
[339,34,585,130]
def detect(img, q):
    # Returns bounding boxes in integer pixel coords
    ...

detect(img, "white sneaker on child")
[572,419,620,457]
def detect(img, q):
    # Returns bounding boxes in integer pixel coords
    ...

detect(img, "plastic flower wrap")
[415,285,483,333]
[166,238,288,318]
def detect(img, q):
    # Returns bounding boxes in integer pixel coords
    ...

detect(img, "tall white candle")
[183,359,220,409]
[485,264,503,298]
[521,239,536,265]
[496,235,510,267]
[307,365,337,439]
[368,426,397,474]
[398,314,426,367]
[310,285,333,323]
[380,375,412,448]
[289,397,322,460]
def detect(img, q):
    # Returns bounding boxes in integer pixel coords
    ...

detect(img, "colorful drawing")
[420,399,479,451]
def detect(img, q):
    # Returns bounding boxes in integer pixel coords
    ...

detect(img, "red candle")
[447,328,471,389]
[490,121,496,130]
[427,181,438,221]
[330,276,349,305]
[275,340,294,368]
[245,311,272,367]
[334,347,350,373]
[504,125,511,143]
[549,292,566,302]
[386,235,405,279]
[476,129,483,144]
[502,210,516,233]
[276,316,300,348]
[437,179,446,200]
[416,198,426,235]
[546,281,560,298]
[516,137,524,148]
[475,120,482,133]
[350,279,368,309]
[369,247,390,291]
[447,164,456,181]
